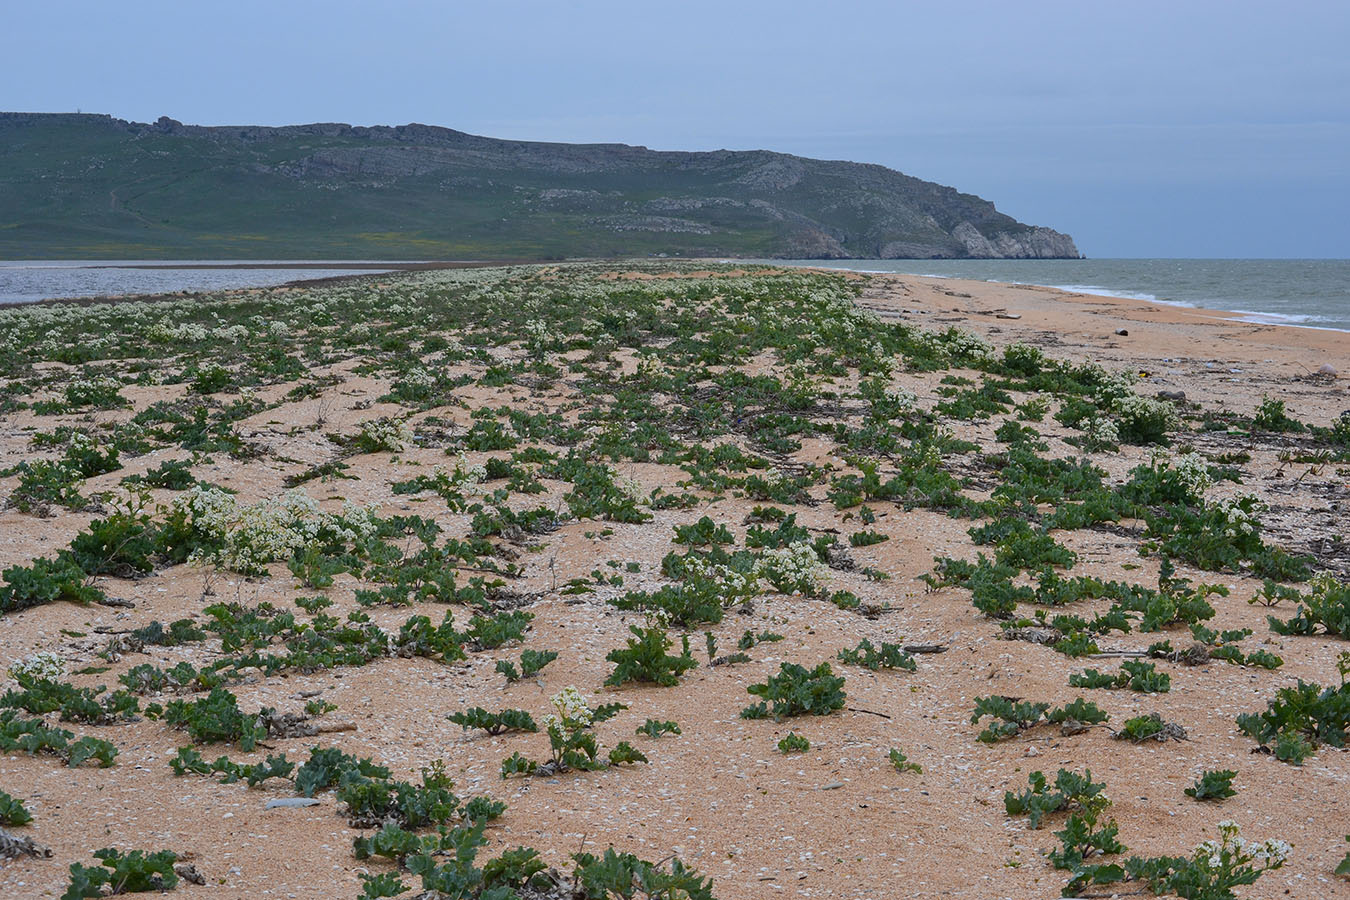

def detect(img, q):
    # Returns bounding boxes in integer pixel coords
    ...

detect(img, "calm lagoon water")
[0,260,399,305]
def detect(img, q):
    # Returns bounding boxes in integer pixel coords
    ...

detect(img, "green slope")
[0,113,1078,260]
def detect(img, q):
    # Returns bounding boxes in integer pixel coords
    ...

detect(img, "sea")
[2,258,1348,333]
[760,258,1350,333]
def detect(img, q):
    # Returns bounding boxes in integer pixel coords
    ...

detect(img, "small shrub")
[1254,396,1305,433]
[777,732,810,753]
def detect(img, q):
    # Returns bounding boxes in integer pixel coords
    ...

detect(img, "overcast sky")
[6,0,1347,257]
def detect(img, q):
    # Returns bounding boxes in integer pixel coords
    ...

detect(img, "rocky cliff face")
[950,222,1080,259]
[0,113,1082,259]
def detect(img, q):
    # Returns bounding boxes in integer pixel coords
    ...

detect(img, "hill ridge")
[0,112,1080,260]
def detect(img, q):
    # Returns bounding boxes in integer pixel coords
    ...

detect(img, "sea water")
[762,258,1350,332]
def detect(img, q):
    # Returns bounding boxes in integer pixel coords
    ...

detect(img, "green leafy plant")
[571,848,716,900]
[1114,713,1186,743]
[1063,821,1288,899]
[61,848,179,900]
[635,719,681,738]
[0,789,33,826]
[605,625,698,687]
[1268,572,1350,638]
[1185,769,1237,801]
[741,662,846,720]
[836,638,917,672]
[1005,768,1109,829]
[971,696,1107,743]
[448,707,538,736]
[1236,678,1350,764]
[888,748,921,773]
[777,732,810,753]
[1069,660,1170,693]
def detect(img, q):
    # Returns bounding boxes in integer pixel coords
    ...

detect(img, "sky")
[4,0,1348,257]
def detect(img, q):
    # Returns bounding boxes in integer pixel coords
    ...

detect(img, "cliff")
[0,113,1080,260]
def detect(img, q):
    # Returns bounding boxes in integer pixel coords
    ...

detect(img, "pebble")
[819,782,844,791]
[1318,363,1338,376]
[265,798,321,809]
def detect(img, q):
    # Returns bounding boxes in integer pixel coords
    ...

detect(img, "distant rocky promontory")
[0,112,1080,260]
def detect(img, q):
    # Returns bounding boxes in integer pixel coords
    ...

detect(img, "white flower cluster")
[682,554,760,607]
[524,318,554,343]
[1196,821,1290,872]
[250,315,290,337]
[359,418,414,453]
[214,489,322,574]
[1085,363,1138,407]
[1171,451,1214,501]
[612,471,646,505]
[440,452,487,494]
[216,324,249,342]
[757,540,828,596]
[635,356,669,381]
[337,500,380,542]
[884,385,920,412]
[147,320,210,343]
[173,485,376,575]
[541,685,594,738]
[1083,416,1120,447]
[1209,496,1261,539]
[65,374,122,404]
[8,651,64,683]
[1306,572,1348,606]
[400,368,436,391]
[921,327,995,363]
[1113,393,1180,432]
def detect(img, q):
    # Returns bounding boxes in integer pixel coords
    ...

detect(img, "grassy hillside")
[0,113,1078,259]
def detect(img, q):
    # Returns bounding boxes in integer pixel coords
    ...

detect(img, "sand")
[0,267,1347,900]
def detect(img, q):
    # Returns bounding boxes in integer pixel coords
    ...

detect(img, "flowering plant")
[757,540,828,597]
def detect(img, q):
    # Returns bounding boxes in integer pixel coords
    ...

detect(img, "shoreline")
[5,258,1347,336]
[755,258,1350,335]
[771,264,1349,367]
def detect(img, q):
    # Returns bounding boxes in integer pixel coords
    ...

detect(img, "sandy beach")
[1,263,1347,900]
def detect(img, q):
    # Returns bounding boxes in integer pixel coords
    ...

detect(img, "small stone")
[1115,328,1129,336]
[1156,390,1186,402]
[265,797,321,809]
[819,781,845,791]
[1317,363,1338,376]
